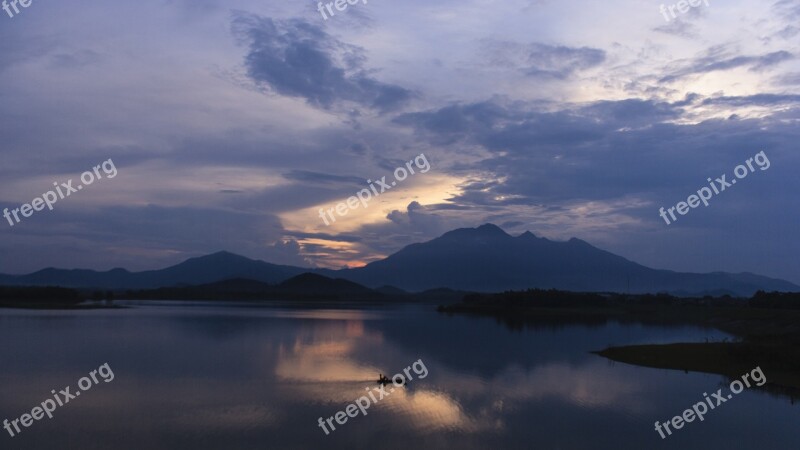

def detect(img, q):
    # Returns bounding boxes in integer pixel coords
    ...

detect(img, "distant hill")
[1,251,306,290]
[276,273,374,295]
[1,225,797,297]
[121,273,381,301]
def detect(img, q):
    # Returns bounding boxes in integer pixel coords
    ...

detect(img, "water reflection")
[276,320,383,383]
[0,302,798,450]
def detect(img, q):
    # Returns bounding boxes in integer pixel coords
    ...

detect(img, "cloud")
[0,29,55,73]
[1,0,800,285]
[231,12,412,112]
[700,93,800,106]
[653,19,699,39]
[282,170,365,186]
[265,239,314,267]
[0,203,302,272]
[773,0,800,20]
[393,101,509,144]
[49,50,104,69]
[481,40,606,80]
[660,48,794,83]
[774,25,800,40]
[775,72,800,85]
[387,201,444,233]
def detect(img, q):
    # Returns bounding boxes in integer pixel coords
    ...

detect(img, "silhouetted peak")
[568,237,592,246]
[518,231,538,239]
[200,278,273,289]
[476,223,508,236]
[278,272,371,292]
[207,250,243,258]
[441,224,510,240]
[376,285,407,294]
[280,272,330,285]
[192,251,252,263]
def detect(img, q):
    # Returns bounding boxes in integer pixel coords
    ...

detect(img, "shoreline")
[439,289,800,401]
[593,342,800,400]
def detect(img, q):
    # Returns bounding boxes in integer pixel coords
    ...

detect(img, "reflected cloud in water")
[2,302,798,449]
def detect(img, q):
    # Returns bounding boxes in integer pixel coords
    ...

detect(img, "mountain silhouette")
[3,251,306,289]
[1,225,797,296]
[276,273,376,295]
[336,224,798,295]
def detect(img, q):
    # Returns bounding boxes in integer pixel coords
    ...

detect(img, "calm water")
[1,301,798,449]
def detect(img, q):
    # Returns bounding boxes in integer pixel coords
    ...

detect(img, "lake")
[1,301,798,449]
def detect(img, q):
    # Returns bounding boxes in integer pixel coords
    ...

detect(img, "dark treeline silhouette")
[451,288,750,311]
[0,286,118,309]
[463,289,609,308]
[119,274,383,302]
[442,288,800,400]
[0,286,82,307]
[749,290,800,309]
[117,274,464,303]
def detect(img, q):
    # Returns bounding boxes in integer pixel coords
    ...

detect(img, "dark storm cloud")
[396,98,681,153]
[393,101,510,144]
[231,12,412,112]
[394,96,800,206]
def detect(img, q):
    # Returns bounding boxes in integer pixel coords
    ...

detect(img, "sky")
[0,0,798,284]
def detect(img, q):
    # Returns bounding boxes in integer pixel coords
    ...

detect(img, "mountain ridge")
[1,224,796,296]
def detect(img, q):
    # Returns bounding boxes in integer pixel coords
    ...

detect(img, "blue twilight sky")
[0,0,798,283]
